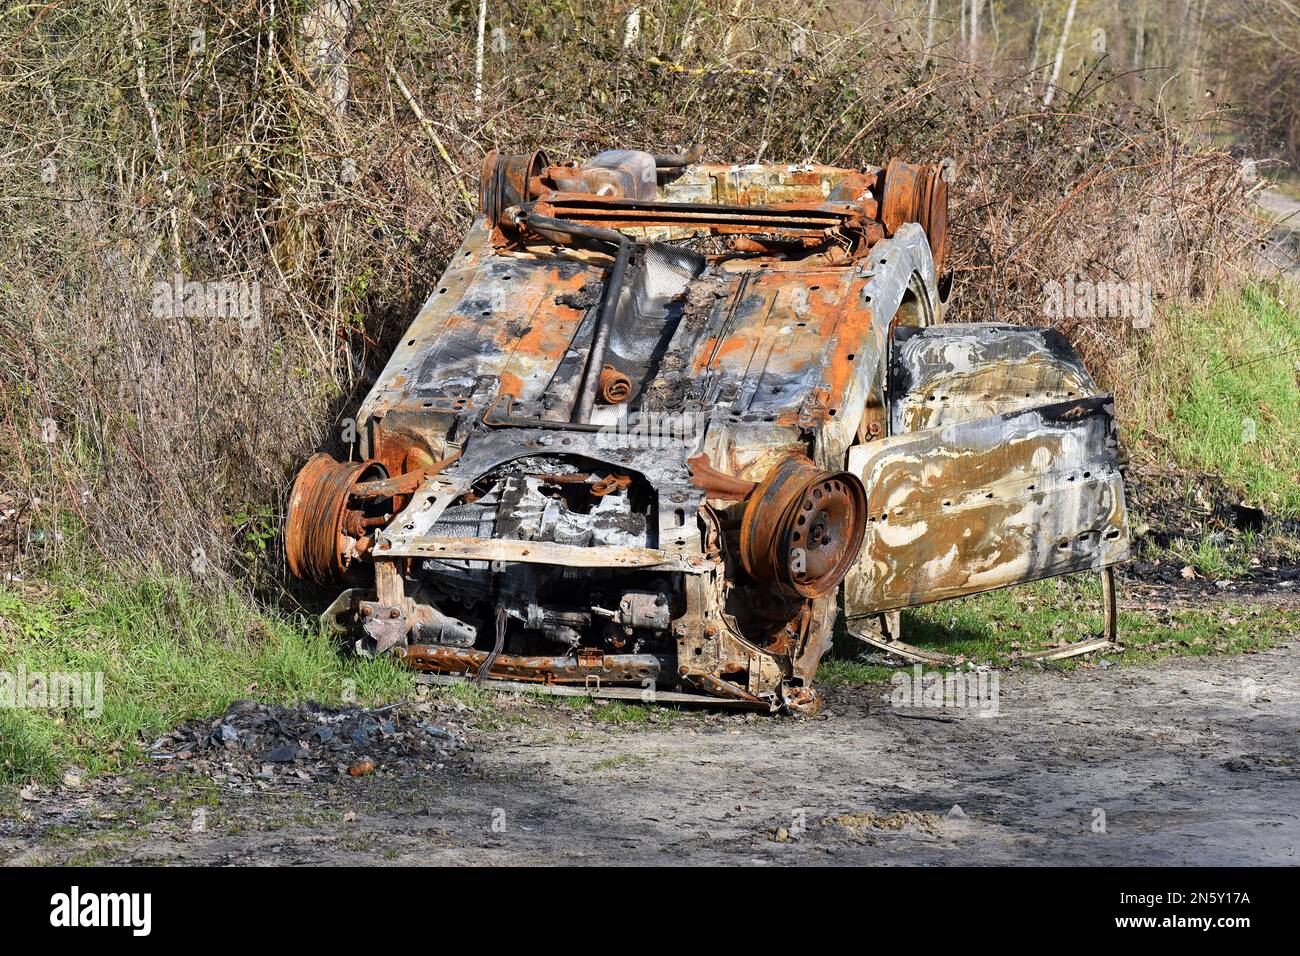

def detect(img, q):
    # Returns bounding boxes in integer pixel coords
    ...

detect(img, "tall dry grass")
[0,0,1265,595]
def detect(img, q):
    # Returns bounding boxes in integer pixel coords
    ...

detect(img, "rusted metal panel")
[400,644,666,684]
[378,536,707,572]
[656,162,881,207]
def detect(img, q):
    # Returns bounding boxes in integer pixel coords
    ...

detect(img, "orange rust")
[353,450,462,500]
[400,644,661,684]
[818,281,875,409]
[692,337,718,374]
[687,453,758,500]
[591,474,632,496]
[597,364,632,404]
[285,454,388,585]
[740,454,867,600]
[493,266,590,402]
[371,425,435,479]
[880,158,948,273]
[498,372,524,398]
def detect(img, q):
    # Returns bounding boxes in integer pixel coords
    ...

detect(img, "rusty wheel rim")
[785,472,866,596]
[741,455,867,600]
[919,167,948,274]
[880,159,948,275]
[285,454,387,585]
[880,158,924,237]
[480,149,549,226]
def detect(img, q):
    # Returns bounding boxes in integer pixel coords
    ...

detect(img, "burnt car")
[285,148,1130,713]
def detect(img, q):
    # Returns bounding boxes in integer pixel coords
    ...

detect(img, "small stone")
[263,744,301,763]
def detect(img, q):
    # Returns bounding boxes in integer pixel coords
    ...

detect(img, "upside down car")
[285,147,1130,714]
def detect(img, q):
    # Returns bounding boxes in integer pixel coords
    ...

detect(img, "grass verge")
[819,575,1300,687]
[1128,279,1300,517]
[0,566,414,792]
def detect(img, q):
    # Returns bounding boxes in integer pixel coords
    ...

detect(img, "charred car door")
[844,324,1129,616]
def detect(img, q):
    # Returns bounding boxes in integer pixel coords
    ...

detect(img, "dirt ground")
[3,633,1297,866]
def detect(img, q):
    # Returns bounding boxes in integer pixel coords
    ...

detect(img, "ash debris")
[149,697,472,785]
[555,280,602,311]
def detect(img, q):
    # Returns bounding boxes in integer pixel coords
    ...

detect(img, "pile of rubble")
[150,698,470,785]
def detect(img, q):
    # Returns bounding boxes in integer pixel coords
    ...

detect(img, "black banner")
[0,866,1283,942]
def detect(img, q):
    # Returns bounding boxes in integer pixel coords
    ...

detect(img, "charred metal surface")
[889,324,1103,432]
[846,396,1129,613]
[286,147,1131,712]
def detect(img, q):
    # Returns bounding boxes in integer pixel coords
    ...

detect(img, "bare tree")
[301,0,357,116]
[1030,3,1044,69]
[1044,0,1078,106]
[920,0,938,67]
[1132,0,1146,69]
[475,0,487,109]
[1213,0,1300,165]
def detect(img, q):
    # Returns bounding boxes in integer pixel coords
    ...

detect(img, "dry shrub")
[0,0,1260,592]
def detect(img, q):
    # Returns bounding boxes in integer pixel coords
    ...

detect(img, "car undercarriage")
[285,147,1130,714]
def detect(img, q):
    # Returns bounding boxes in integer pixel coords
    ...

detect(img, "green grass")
[1157,281,1300,517]
[558,695,669,725]
[0,566,415,791]
[1163,532,1273,580]
[821,575,1300,686]
[816,657,897,687]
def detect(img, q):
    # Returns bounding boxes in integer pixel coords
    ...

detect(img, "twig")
[381,57,474,211]
[124,1,182,275]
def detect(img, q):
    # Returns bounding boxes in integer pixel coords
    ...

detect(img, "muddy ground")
[2,628,1296,866]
